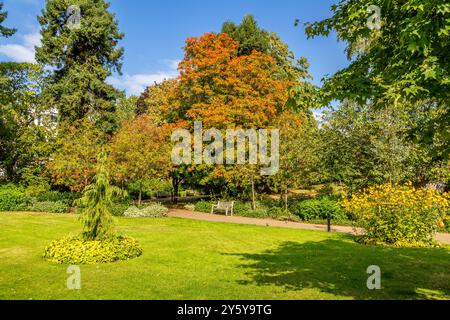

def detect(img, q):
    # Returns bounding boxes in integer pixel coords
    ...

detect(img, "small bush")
[109,203,131,216]
[237,208,268,218]
[342,183,450,247]
[266,206,288,219]
[0,184,28,211]
[124,203,168,218]
[35,191,79,206]
[233,202,252,215]
[194,201,212,213]
[25,200,69,213]
[43,235,143,264]
[183,204,195,211]
[291,198,348,222]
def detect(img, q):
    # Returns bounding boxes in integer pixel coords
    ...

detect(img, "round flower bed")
[43,235,143,264]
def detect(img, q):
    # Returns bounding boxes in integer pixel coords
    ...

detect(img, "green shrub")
[0,184,28,211]
[194,201,212,213]
[25,200,69,213]
[124,203,168,218]
[43,235,143,264]
[237,208,268,218]
[233,202,253,215]
[24,183,51,198]
[35,191,79,206]
[109,203,131,216]
[291,198,348,222]
[266,206,288,219]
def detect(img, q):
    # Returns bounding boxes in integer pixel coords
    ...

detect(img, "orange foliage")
[109,115,172,183]
[174,32,291,129]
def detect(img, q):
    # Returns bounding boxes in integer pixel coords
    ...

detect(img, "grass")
[0,212,449,300]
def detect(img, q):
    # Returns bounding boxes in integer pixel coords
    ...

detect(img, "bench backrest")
[217,201,234,210]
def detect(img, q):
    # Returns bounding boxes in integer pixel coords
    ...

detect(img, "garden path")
[168,209,450,245]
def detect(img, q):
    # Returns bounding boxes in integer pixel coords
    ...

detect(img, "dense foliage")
[43,235,142,264]
[304,0,450,158]
[109,115,172,205]
[343,183,450,246]
[291,198,348,222]
[36,0,124,134]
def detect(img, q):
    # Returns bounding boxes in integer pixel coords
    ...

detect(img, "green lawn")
[0,212,449,300]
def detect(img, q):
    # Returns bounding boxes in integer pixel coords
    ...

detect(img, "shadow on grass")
[227,238,450,300]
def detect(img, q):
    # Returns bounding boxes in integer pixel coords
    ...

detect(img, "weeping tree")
[77,151,125,241]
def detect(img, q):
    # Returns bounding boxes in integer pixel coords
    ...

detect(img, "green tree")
[114,95,137,124]
[317,100,445,191]
[304,0,450,157]
[0,63,54,183]
[77,151,125,241]
[36,0,124,134]
[222,15,312,82]
[222,15,270,56]
[47,120,103,192]
[271,111,318,212]
[136,79,177,121]
[0,1,16,37]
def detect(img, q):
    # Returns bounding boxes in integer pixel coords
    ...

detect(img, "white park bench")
[211,201,234,216]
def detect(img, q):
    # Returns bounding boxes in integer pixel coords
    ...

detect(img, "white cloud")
[162,59,181,70]
[108,60,180,96]
[0,32,41,63]
[313,110,325,127]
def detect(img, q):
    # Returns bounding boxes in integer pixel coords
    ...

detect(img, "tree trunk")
[284,186,288,214]
[327,218,331,232]
[138,180,142,207]
[172,176,179,204]
[251,176,256,210]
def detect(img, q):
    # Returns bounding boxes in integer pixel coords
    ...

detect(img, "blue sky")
[0,0,349,96]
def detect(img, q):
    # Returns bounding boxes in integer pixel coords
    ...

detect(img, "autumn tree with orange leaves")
[166,32,300,201]
[171,32,291,129]
[109,115,172,205]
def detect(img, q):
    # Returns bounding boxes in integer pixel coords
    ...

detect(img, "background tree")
[173,32,290,128]
[114,95,137,124]
[168,32,294,200]
[271,111,318,212]
[0,63,54,183]
[316,100,446,191]
[222,15,270,56]
[109,114,172,205]
[222,15,312,82]
[36,0,125,134]
[136,79,177,121]
[47,120,103,192]
[304,0,450,157]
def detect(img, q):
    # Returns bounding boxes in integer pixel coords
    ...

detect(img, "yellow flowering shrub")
[342,183,450,247]
[43,235,143,264]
